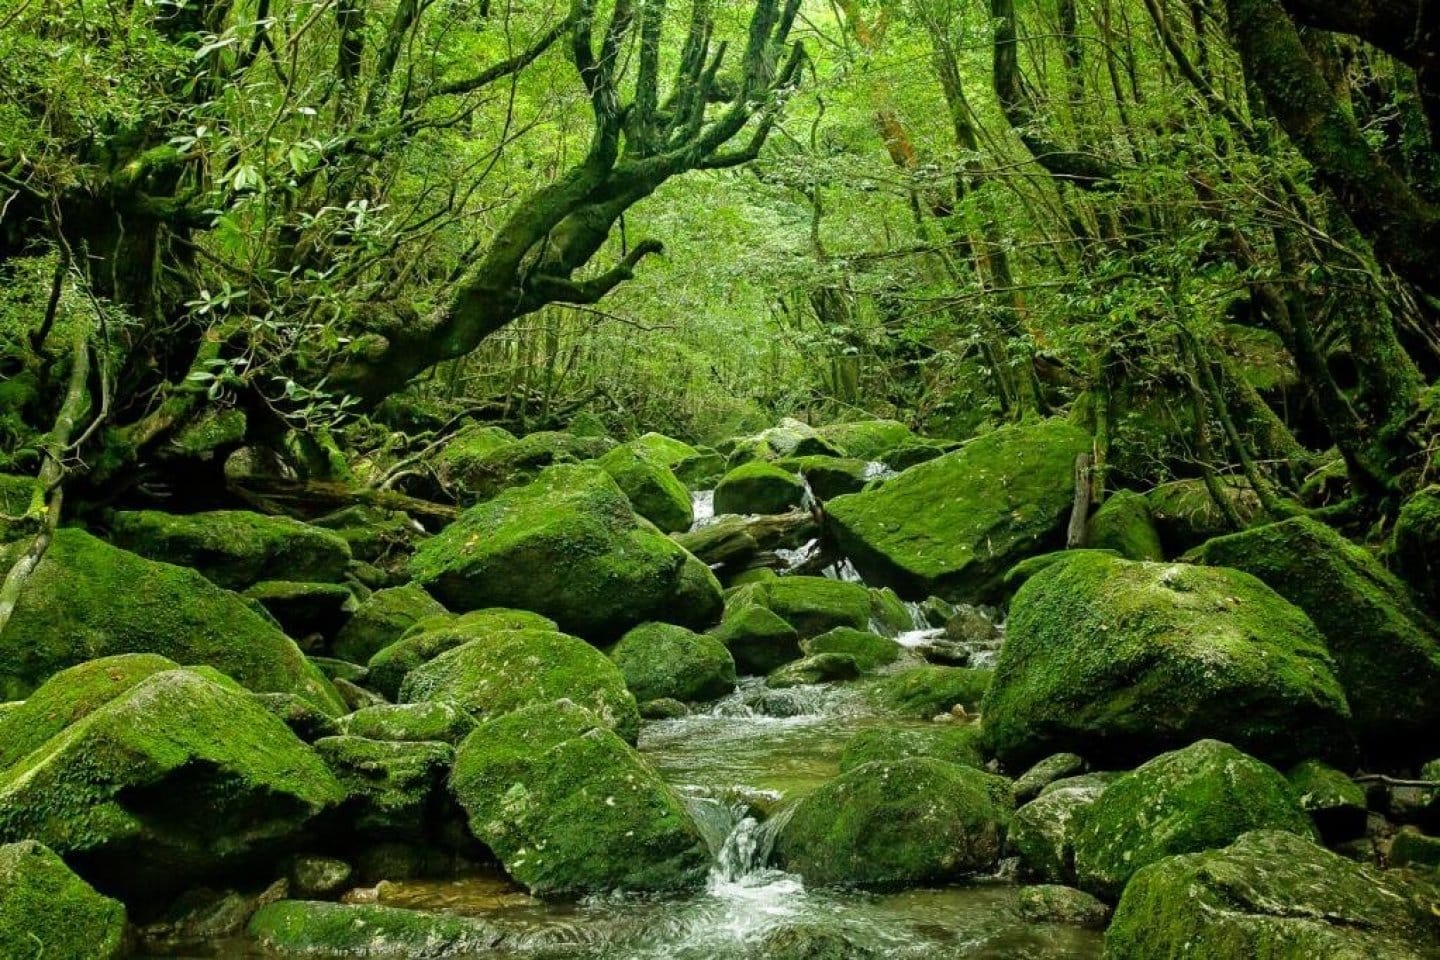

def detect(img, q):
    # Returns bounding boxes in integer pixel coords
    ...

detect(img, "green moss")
[1085,490,1163,561]
[366,608,557,698]
[1073,740,1313,900]
[801,628,900,672]
[0,670,343,901]
[169,407,246,458]
[108,509,351,589]
[839,724,984,772]
[1287,759,1366,842]
[813,420,917,460]
[332,584,448,664]
[408,465,713,642]
[0,653,177,770]
[609,622,737,703]
[825,419,1091,601]
[777,456,872,500]
[867,587,913,636]
[450,700,708,896]
[767,652,861,687]
[249,899,501,957]
[315,736,454,838]
[866,666,991,718]
[337,701,476,743]
[0,473,42,540]
[672,552,725,629]
[707,603,802,675]
[1186,516,1440,759]
[1145,476,1262,554]
[713,460,806,516]
[597,444,693,533]
[773,757,1005,888]
[1393,485,1440,611]
[1106,831,1438,959]
[242,580,356,638]
[0,529,345,713]
[983,552,1353,770]
[749,576,872,638]
[0,840,126,960]
[1009,778,1110,884]
[400,628,641,743]
[430,428,613,502]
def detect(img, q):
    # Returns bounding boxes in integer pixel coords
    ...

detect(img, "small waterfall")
[862,460,896,481]
[690,490,718,529]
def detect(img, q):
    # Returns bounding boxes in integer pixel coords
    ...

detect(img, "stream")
[144,489,1104,959]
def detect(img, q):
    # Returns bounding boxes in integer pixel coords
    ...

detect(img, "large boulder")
[315,736,455,838]
[713,461,806,516]
[0,669,344,902]
[779,455,874,501]
[707,603,802,675]
[740,576,873,638]
[1186,516,1440,759]
[597,445,693,533]
[366,608,557,698]
[408,465,719,642]
[800,627,900,672]
[773,758,1007,888]
[813,419,917,461]
[1072,740,1313,899]
[982,552,1353,770]
[1106,831,1440,959]
[726,419,842,467]
[825,419,1091,601]
[1009,775,1111,884]
[0,529,345,713]
[108,509,351,589]
[1393,485,1440,612]
[608,622,737,703]
[839,725,984,772]
[337,701,476,744]
[866,665,991,718]
[629,433,725,490]
[331,584,447,664]
[0,841,126,960]
[449,700,708,896]
[399,628,641,743]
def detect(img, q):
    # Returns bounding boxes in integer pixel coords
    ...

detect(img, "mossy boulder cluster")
[826,418,1091,601]
[408,464,720,641]
[983,551,1352,769]
[424,424,614,502]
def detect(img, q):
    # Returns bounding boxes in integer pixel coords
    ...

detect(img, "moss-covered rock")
[315,736,454,838]
[767,653,861,688]
[108,509,351,589]
[0,670,344,902]
[778,456,873,501]
[249,899,502,957]
[773,758,1005,888]
[758,924,878,960]
[1393,485,1440,612]
[839,724,984,772]
[597,444,694,533]
[0,529,345,713]
[1288,759,1367,843]
[866,666,991,718]
[0,653,179,770]
[0,840,126,960]
[332,584,447,664]
[366,608,558,698]
[983,552,1353,770]
[449,700,708,896]
[800,628,900,672]
[609,622,736,703]
[826,419,1091,601]
[1008,776,1109,884]
[746,576,873,639]
[1187,516,1440,758]
[408,465,718,642]
[428,426,613,502]
[1106,830,1440,959]
[1392,828,1440,868]
[337,701,476,744]
[1016,885,1110,929]
[1073,740,1313,899]
[629,433,726,490]
[1085,490,1163,561]
[813,420,917,461]
[867,587,914,637]
[708,604,802,675]
[0,473,42,541]
[726,419,842,467]
[1145,476,1261,554]
[399,628,640,743]
[713,461,806,516]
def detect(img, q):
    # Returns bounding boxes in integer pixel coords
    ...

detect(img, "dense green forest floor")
[5,0,1440,955]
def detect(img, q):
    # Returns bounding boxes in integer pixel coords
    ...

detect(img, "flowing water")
[144,496,1101,958]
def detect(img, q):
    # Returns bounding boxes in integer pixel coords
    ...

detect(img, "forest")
[1,0,1439,956]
